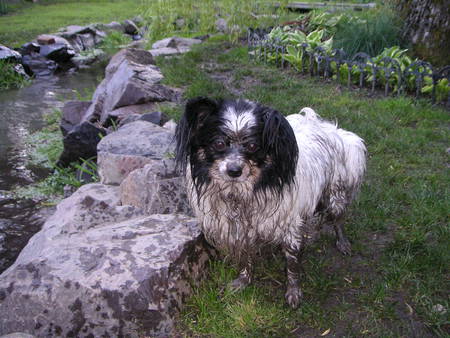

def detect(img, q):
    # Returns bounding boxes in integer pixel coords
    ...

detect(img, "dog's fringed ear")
[175,97,218,173]
[261,109,299,192]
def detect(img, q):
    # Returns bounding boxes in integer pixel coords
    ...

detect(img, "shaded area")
[0,194,54,272]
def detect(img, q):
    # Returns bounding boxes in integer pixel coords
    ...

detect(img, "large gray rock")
[83,48,178,123]
[21,54,58,77]
[151,36,202,49]
[59,25,94,38]
[0,333,35,338]
[100,101,157,126]
[0,184,213,337]
[148,47,185,58]
[57,121,106,167]
[19,42,40,56]
[0,45,21,62]
[149,37,202,57]
[57,25,106,52]
[215,18,228,32]
[60,100,92,136]
[123,19,139,35]
[39,43,76,63]
[99,21,124,33]
[35,34,73,50]
[97,120,175,185]
[120,159,191,215]
[118,111,169,128]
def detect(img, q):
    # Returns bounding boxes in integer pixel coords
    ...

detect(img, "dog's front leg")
[283,233,305,309]
[229,257,253,291]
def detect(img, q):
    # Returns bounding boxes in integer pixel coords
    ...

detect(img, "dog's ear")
[185,96,218,129]
[175,97,218,173]
[261,108,299,192]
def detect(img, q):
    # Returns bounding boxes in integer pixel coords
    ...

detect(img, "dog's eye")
[246,143,258,153]
[213,139,226,151]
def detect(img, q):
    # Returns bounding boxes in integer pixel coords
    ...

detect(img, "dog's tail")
[298,107,338,126]
[299,107,366,196]
[299,107,319,120]
[338,129,367,198]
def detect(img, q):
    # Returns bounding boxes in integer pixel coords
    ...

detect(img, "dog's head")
[175,97,298,198]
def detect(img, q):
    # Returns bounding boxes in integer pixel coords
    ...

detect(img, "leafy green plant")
[18,107,99,201]
[74,157,99,183]
[422,78,449,102]
[265,27,333,69]
[333,6,403,58]
[0,60,30,90]
[99,30,132,55]
[302,10,364,38]
[365,46,414,92]
[267,26,333,52]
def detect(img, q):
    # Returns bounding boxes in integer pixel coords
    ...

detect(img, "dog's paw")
[228,274,251,292]
[336,237,352,255]
[285,285,303,309]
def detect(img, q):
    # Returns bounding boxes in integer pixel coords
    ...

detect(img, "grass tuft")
[0,60,30,90]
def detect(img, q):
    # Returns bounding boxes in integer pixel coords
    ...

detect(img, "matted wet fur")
[175,97,366,308]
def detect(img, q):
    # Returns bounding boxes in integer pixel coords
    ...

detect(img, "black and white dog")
[175,97,366,308]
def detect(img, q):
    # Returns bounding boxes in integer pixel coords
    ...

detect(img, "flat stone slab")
[149,47,184,57]
[151,37,202,49]
[36,34,55,45]
[0,184,213,337]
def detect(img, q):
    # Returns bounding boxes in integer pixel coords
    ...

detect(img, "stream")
[0,67,103,273]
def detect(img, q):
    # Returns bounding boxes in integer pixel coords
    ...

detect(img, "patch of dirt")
[201,62,261,97]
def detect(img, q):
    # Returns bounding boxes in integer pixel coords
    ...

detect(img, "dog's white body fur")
[185,108,366,254]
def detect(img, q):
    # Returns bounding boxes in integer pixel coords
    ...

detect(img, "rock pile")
[0,183,211,337]
[0,32,212,336]
[57,47,180,167]
[56,32,210,167]
[0,110,213,336]
[3,18,144,79]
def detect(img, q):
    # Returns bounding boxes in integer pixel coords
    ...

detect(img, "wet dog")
[175,97,366,308]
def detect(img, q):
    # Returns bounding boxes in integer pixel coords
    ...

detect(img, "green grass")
[14,109,90,202]
[156,38,449,337]
[333,5,403,57]
[98,30,132,56]
[0,0,144,47]
[141,0,295,44]
[0,60,30,90]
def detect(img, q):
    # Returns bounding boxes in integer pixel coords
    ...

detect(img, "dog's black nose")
[226,163,243,178]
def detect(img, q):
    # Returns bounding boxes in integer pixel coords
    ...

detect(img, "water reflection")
[0,66,103,272]
[0,68,103,189]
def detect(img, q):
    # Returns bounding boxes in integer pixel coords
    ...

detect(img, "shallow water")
[0,67,103,272]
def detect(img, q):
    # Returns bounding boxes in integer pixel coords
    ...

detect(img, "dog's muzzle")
[226,162,243,178]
